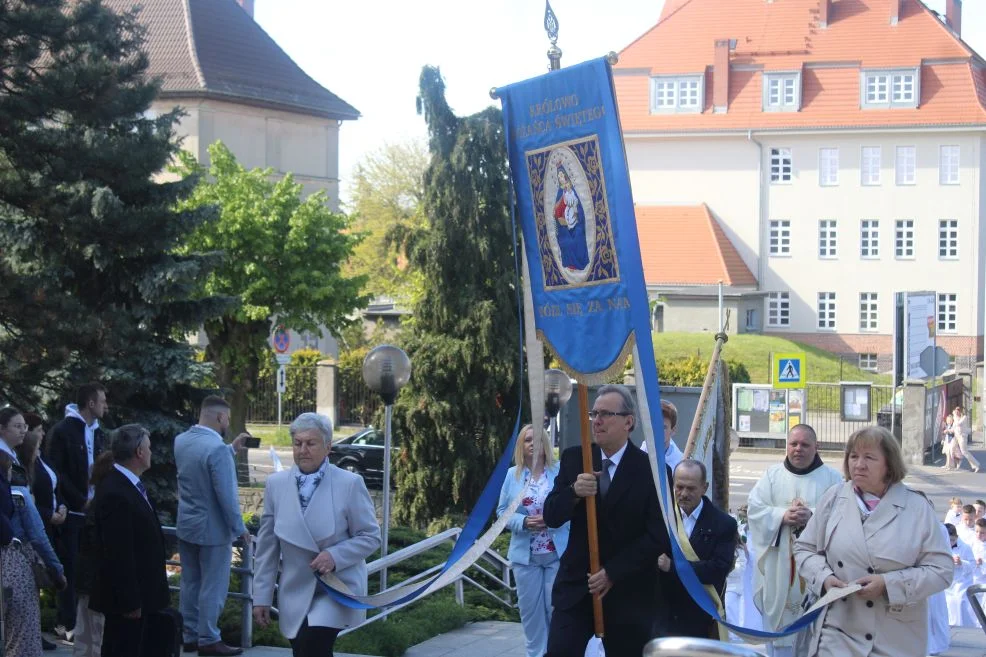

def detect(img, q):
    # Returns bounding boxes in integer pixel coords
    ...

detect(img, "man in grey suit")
[175,396,251,656]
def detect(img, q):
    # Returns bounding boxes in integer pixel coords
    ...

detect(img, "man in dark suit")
[658,459,738,639]
[90,424,170,657]
[48,381,108,639]
[543,384,670,657]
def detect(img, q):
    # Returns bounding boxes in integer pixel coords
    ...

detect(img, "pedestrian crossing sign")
[772,352,806,389]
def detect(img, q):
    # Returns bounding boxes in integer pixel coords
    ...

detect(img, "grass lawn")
[652,332,893,385]
[246,422,360,447]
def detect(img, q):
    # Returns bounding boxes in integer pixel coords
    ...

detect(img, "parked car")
[329,427,397,488]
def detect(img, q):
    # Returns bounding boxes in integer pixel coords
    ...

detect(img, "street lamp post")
[361,345,411,593]
[544,369,573,448]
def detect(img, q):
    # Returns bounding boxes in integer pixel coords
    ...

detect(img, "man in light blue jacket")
[175,396,251,656]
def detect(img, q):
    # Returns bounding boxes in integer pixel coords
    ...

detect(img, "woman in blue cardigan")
[497,424,570,657]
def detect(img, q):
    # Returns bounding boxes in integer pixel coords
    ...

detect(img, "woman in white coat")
[253,413,381,657]
[794,426,953,657]
[497,424,569,657]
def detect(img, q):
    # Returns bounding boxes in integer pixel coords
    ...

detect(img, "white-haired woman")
[497,423,570,657]
[253,413,381,657]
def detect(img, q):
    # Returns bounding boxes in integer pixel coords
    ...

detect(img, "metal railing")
[966,583,986,631]
[644,638,766,657]
[336,527,514,635]
[805,383,896,450]
[163,527,255,649]
[162,525,514,647]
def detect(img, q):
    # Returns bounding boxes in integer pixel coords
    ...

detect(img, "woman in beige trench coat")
[794,426,953,657]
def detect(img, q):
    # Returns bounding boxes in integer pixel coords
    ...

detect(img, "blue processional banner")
[497,58,634,380]
[497,57,816,638]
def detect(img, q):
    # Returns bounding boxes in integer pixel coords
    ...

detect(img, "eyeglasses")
[588,410,631,421]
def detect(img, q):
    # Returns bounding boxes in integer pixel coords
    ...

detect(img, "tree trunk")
[205,315,271,485]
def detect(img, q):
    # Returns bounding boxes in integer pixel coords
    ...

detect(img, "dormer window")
[861,69,919,108]
[650,75,704,113]
[762,72,801,112]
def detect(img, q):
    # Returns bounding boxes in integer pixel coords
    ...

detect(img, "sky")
[253,0,986,209]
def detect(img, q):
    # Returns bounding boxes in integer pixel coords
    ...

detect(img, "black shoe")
[197,643,243,656]
[184,643,199,653]
[42,637,57,651]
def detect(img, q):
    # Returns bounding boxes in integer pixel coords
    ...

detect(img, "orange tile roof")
[635,204,758,286]
[615,0,986,131]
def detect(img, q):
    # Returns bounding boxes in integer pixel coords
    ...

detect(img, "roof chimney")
[890,0,900,25]
[818,0,830,28]
[713,39,731,113]
[946,0,962,36]
[237,0,254,18]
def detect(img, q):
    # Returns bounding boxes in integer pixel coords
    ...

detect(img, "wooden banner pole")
[578,384,605,637]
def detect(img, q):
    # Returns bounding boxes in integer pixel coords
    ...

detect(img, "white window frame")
[769,220,791,256]
[861,146,881,186]
[859,292,878,332]
[818,220,838,259]
[895,146,915,185]
[858,353,878,372]
[937,293,957,333]
[650,75,704,113]
[938,219,958,259]
[818,148,839,186]
[860,68,920,108]
[894,219,914,259]
[817,292,836,330]
[763,72,801,112]
[770,147,793,184]
[767,292,790,328]
[860,219,880,259]
[940,145,960,185]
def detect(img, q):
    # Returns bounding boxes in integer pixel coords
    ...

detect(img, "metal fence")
[338,375,381,425]
[246,365,318,424]
[804,382,896,450]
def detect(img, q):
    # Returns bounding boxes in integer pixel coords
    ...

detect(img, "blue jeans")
[513,552,560,657]
[178,540,232,646]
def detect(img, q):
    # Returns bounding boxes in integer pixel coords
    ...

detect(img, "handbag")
[19,541,54,589]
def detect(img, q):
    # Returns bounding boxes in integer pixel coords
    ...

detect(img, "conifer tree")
[392,67,522,527]
[0,0,228,514]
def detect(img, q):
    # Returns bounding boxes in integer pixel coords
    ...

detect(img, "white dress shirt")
[602,440,629,482]
[682,498,704,538]
[113,463,151,508]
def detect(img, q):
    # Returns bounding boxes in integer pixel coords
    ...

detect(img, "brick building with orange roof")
[616,0,981,372]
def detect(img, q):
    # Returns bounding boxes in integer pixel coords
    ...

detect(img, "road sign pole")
[274,356,289,428]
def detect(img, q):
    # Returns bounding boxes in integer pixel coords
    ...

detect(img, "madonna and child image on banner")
[527,136,620,289]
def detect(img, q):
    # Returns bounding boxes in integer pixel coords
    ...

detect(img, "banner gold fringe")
[537,329,635,386]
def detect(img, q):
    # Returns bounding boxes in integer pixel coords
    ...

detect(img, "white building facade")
[617,0,984,370]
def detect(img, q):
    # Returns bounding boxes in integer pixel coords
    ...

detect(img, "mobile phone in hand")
[244,436,261,448]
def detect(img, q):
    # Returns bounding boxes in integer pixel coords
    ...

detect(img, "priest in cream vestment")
[747,425,843,657]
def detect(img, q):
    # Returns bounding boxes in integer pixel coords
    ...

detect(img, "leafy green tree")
[0,0,229,517]
[391,67,522,528]
[346,140,428,306]
[175,142,367,436]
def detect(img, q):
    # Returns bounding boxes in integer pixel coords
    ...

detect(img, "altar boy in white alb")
[747,425,842,657]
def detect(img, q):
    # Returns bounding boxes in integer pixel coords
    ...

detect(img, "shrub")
[335,593,474,657]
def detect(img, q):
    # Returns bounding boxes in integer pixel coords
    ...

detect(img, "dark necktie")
[599,459,612,499]
[136,481,151,506]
